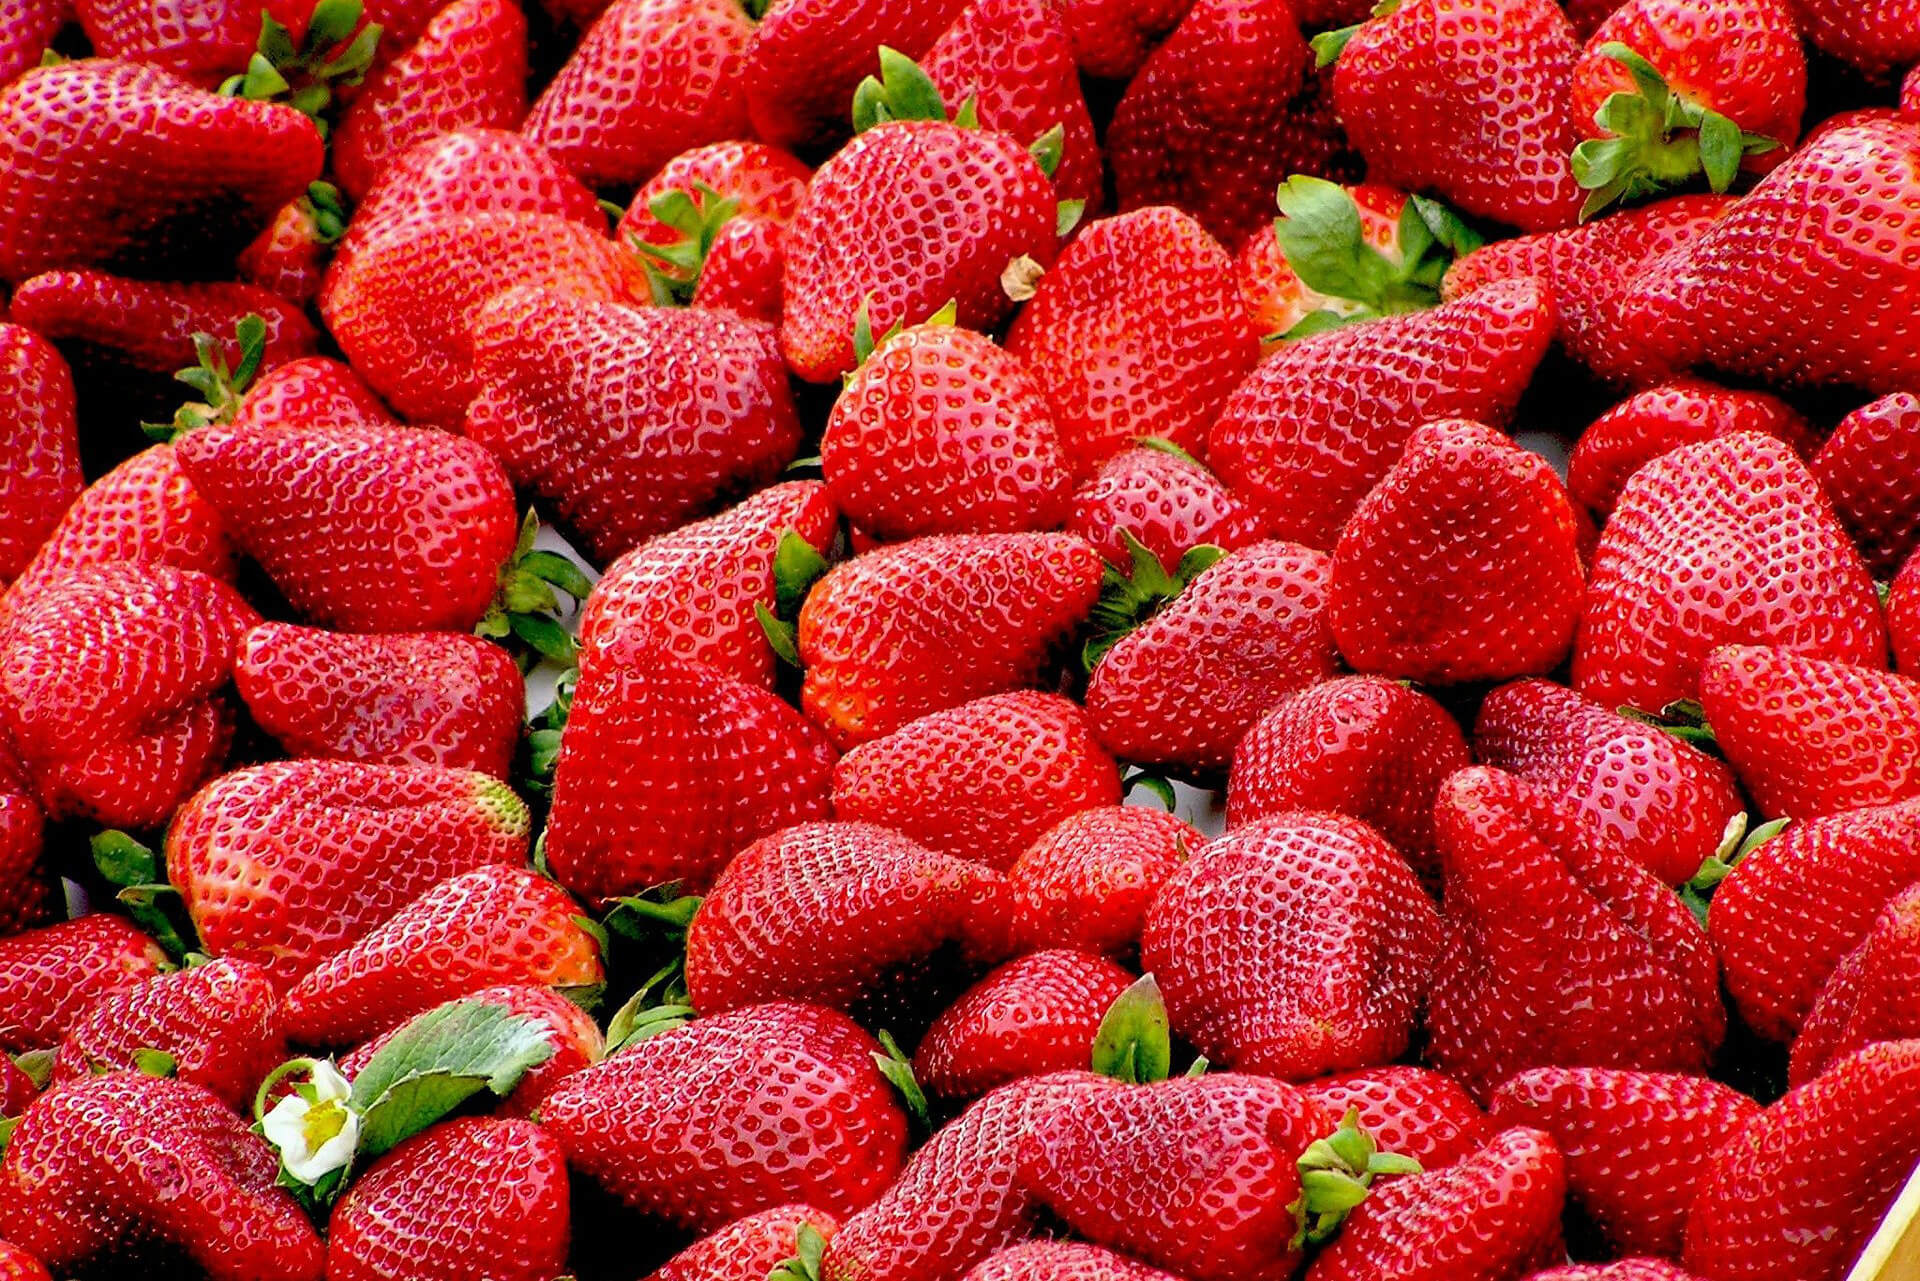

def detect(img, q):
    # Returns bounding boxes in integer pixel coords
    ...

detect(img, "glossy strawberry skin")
[650,1205,843,1281]
[1791,883,1920,1085]
[0,916,167,1053]
[0,733,52,936]
[1056,0,1191,78]
[1067,446,1269,574]
[1005,805,1201,959]
[1793,0,1920,76]
[1527,1262,1706,1281]
[1897,551,1920,674]
[1809,390,1920,577]
[0,0,68,89]
[914,950,1133,1101]
[963,1242,1185,1281]
[231,355,396,430]
[236,195,334,305]
[0,325,79,587]
[70,0,293,84]
[618,140,811,249]
[1300,1066,1495,1172]
[693,213,786,323]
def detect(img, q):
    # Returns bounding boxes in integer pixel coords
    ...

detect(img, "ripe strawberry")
[68,0,294,83]
[1566,377,1815,518]
[822,324,1074,541]
[796,532,1103,749]
[1067,445,1268,575]
[175,419,518,634]
[1809,391,1920,578]
[0,916,166,1052]
[0,1243,48,1281]
[543,646,835,903]
[1474,678,1743,886]
[0,324,78,587]
[50,957,282,1110]
[1329,419,1585,685]
[1487,1067,1758,1260]
[0,732,52,936]
[915,950,1133,1101]
[1574,432,1887,715]
[0,1072,324,1281]
[0,58,322,282]
[237,185,347,306]
[833,691,1121,872]
[822,1070,1113,1281]
[1301,1067,1495,1172]
[1144,812,1441,1080]
[690,212,787,324]
[1683,1039,1920,1281]
[619,140,811,249]
[324,1117,569,1281]
[330,0,529,202]
[1322,0,1583,232]
[1085,540,1339,773]
[465,286,802,565]
[963,1242,1185,1281]
[231,354,396,429]
[1529,1264,1706,1281]
[652,1205,843,1281]
[1303,1126,1567,1281]
[0,0,65,88]
[544,1002,910,1231]
[168,759,531,988]
[1006,806,1200,959]
[1228,676,1470,890]
[0,562,256,828]
[1055,0,1190,78]
[1005,206,1258,472]
[1792,1,1920,77]
[684,820,1003,1018]
[1792,883,1920,1085]
[1897,551,1920,673]
[234,623,523,778]
[1210,277,1553,548]
[1426,767,1725,1101]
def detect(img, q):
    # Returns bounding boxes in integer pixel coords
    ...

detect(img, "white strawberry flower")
[260,1059,359,1185]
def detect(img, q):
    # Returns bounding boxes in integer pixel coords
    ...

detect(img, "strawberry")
[0,324,78,587]
[1791,883,1920,1085]
[684,820,1003,1019]
[1527,1265,1705,1281]
[1329,419,1585,685]
[237,184,348,305]
[1897,551,1920,673]
[1791,1,1920,77]
[1426,767,1725,1101]
[543,1002,910,1231]
[231,353,396,429]
[0,1057,34,1118]
[1006,805,1201,959]
[168,759,531,988]
[0,58,322,282]
[542,646,836,903]
[1303,1126,1567,1281]
[1683,1039,1920,1281]
[1300,1067,1495,1172]
[1084,540,1339,773]
[1005,206,1258,473]
[1055,0,1190,79]
[1319,0,1583,232]
[690,212,787,323]
[1209,277,1554,549]
[0,1072,324,1281]
[234,623,523,778]
[915,950,1134,1101]
[465,285,802,565]
[1228,676,1470,890]
[324,1117,570,1281]
[68,0,291,84]
[0,916,167,1053]
[795,532,1103,749]
[1487,1067,1759,1260]
[330,0,528,202]
[0,1244,48,1281]
[1809,391,1920,578]
[1565,377,1815,518]
[0,0,65,88]
[1573,432,1887,715]
[1067,445,1268,575]
[832,690,1122,872]
[49,957,282,1110]
[0,562,257,828]
[822,323,1074,541]
[618,140,811,249]
[175,418,518,634]
[0,731,52,935]
[1699,645,1920,819]
[1143,811,1441,1080]
[962,1243,1185,1281]
[651,1205,843,1281]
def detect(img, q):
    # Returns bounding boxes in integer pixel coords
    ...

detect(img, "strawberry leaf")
[769,1223,829,1281]
[851,47,949,133]
[347,1001,554,1160]
[772,529,831,617]
[13,1049,53,1090]
[872,1030,929,1133]
[90,830,160,887]
[1092,973,1172,1084]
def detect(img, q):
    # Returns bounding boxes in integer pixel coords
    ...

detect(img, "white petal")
[284,1112,359,1183]
[259,1095,313,1158]
[308,1060,353,1103]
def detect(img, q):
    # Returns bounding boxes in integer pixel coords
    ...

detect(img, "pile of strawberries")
[3,0,1920,1277]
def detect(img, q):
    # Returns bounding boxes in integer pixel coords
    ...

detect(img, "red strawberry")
[1488,1067,1759,1260]
[1006,805,1201,959]
[1809,391,1920,578]
[832,691,1121,873]
[237,185,347,306]
[1322,0,1583,232]
[0,916,166,1053]
[1005,205,1258,473]
[822,323,1074,541]
[330,0,529,202]
[1209,277,1554,548]
[50,957,282,1111]
[1055,0,1190,79]
[168,759,530,988]
[963,1242,1185,1281]
[618,140,811,249]
[0,1072,324,1281]
[1228,675,1470,890]
[689,212,787,324]
[0,58,322,282]
[543,646,836,903]
[0,324,79,587]
[465,286,801,565]
[1573,432,1886,714]
[0,0,65,88]
[915,950,1133,1101]
[1301,1067,1495,1172]
[1067,445,1268,575]
[0,731,52,935]
[1303,1126,1567,1281]
[1233,182,1437,348]
[0,1056,30,1115]
[324,1117,570,1281]
[1792,882,1920,1085]
[69,0,292,83]
[1426,767,1725,1101]
[543,1002,910,1231]
[651,1205,843,1281]
[231,354,395,429]
[234,623,523,778]
[1143,812,1441,1079]
[1527,1265,1705,1281]
[0,562,256,828]
[1683,1039,1920,1281]
[1897,551,1920,673]
[1791,0,1920,77]
[1329,419,1585,685]
[1084,540,1339,773]
[796,532,1103,749]
[1566,377,1816,518]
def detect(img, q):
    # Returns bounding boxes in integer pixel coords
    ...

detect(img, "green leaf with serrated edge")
[1275,175,1391,308]
[757,602,802,666]
[1056,198,1086,238]
[14,1049,53,1090]
[132,1048,178,1078]
[347,1003,553,1159]
[1698,109,1741,193]
[872,1030,929,1132]
[772,529,831,617]
[91,830,159,887]
[1092,974,1172,1083]
[1029,124,1064,179]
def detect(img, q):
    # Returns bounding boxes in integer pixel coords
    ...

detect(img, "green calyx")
[754,527,834,668]
[90,830,200,963]
[220,0,381,137]
[1091,973,1173,1084]
[872,1030,930,1133]
[477,509,595,670]
[1288,1108,1422,1250]
[1310,0,1399,67]
[598,889,702,1053]
[852,47,969,133]
[1082,531,1226,672]
[300,181,349,245]
[142,312,268,442]
[1572,42,1780,220]
[628,182,741,307]
[842,295,958,379]
[1680,812,1790,928]
[768,1223,829,1281]
[521,667,576,799]
[1616,697,1718,751]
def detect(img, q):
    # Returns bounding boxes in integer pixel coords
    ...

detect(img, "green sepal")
[0,1115,16,1159]
[768,1222,829,1281]
[1268,177,1475,338]
[1310,23,1360,66]
[872,1030,930,1133]
[1133,436,1205,468]
[1029,124,1064,179]
[851,46,950,133]
[951,94,980,130]
[771,529,831,616]
[143,312,269,441]
[1616,698,1718,751]
[478,509,591,672]
[604,989,695,1054]
[13,1049,54,1090]
[95,832,199,963]
[1082,532,1226,671]
[757,604,802,667]
[520,668,576,800]
[1091,973,1172,1084]
[1288,1107,1422,1250]
[131,1048,179,1078]
[302,181,349,244]
[1680,812,1790,928]
[222,0,380,133]
[629,182,741,306]
[91,829,161,887]
[1056,198,1086,239]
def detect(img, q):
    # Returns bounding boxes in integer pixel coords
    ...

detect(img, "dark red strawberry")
[68,0,297,84]
[0,0,66,88]
[1792,0,1920,78]
[0,731,52,936]
[0,1056,32,1117]
[1897,551,1920,673]
[0,325,77,589]
[237,185,347,306]
[651,1205,843,1281]
[1006,806,1200,959]
[1067,445,1268,575]
[0,916,166,1053]
[1055,0,1190,79]
[1301,1067,1495,1172]
[962,1242,1185,1281]
[692,212,785,323]
[915,949,1132,1101]
[1792,882,1920,1085]
[1809,391,1920,578]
